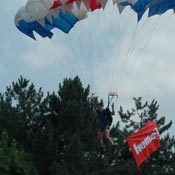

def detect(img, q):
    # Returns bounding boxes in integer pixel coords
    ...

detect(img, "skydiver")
[93,101,116,154]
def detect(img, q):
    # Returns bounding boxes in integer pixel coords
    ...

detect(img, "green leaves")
[0,131,38,175]
[117,97,175,174]
[0,77,174,175]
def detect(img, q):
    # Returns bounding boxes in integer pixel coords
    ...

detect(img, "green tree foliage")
[0,77,175,175]
[0,130,38,175]
[47,77,98,175]
[0,76,44,148]
[0,76,50,174]
[113,97,175,175]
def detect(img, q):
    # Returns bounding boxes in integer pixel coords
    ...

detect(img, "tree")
[0,130,38,175]
[1,76,174,175]
[48,76,99,175]
[0,76,44,148]
[108,97,175,175]
[0,76,53,175]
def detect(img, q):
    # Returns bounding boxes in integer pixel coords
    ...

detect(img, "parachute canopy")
[15,0,175,40]
[14,0,104,40]
[118,0,175,20]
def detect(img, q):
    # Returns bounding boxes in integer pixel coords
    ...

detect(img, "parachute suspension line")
[98,8,109,94]
[133,12,173,51]
[73,10,106,92]
[66,27,90,87]
[93,9,109,93]
[101,2,127,93]
[58,17,93,87]
[104,8,110,93]
[62,30,88,86]
[108,3,117,92]
[107,2,120,93]
[113,19,148,90]
[53,34,82,76]
[88,11,102,93]
[111,8,133,91]
[90,11,102,93]
[96,4,133,93]
[101,6,115,95]
[112,7,125,92]
[93,8,110,95]
[67,33,88,84]
[130,17,159,51]
[113,20,139,89]
[108,5,118,93]
[113,10,157,90]
[68,11,105,92]
[87,14,95,93]
[110,9,124,92]
[15,0,175,96]
[52,34,83,77]
[116,13,172,91]
[71,29,91,86]
[112,9,137,90]
[108,3,120,93]
[84,11,97,93]
[36,37,75,77]
[103,4,112,93]
[86,11,103,93]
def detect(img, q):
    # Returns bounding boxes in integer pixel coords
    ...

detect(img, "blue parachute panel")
[118,0,153,20]
[148,0,175,17]
[17,10,79,39]
[18,20,53,40]
[51,9,79,33]
[45,18,55,31]
[133,0,153,20]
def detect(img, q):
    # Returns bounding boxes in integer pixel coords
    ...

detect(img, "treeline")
[0,76,175,175]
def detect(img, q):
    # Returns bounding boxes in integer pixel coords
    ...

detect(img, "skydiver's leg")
[97,130,104,154]
[104,127,116,153]
[104,129,114,146]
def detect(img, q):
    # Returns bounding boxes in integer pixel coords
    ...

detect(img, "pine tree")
[0,76,44,148]
[49,76,98,175]
[1,76,174,175]
[0,76,53,175]
[109,97,175,175]
[0,130,38,175]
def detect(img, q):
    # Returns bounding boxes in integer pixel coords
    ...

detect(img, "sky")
[1,0,175,134]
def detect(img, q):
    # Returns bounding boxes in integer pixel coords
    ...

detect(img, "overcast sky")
[1,0,175,134]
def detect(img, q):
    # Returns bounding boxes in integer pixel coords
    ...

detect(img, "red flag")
[126,120,160,167]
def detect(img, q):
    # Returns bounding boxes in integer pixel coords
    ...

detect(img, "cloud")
[0,64,7,75]
[16,1,175,97]
[20,34,71,70]
[3,0,174,133]
[2,0,27,13]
